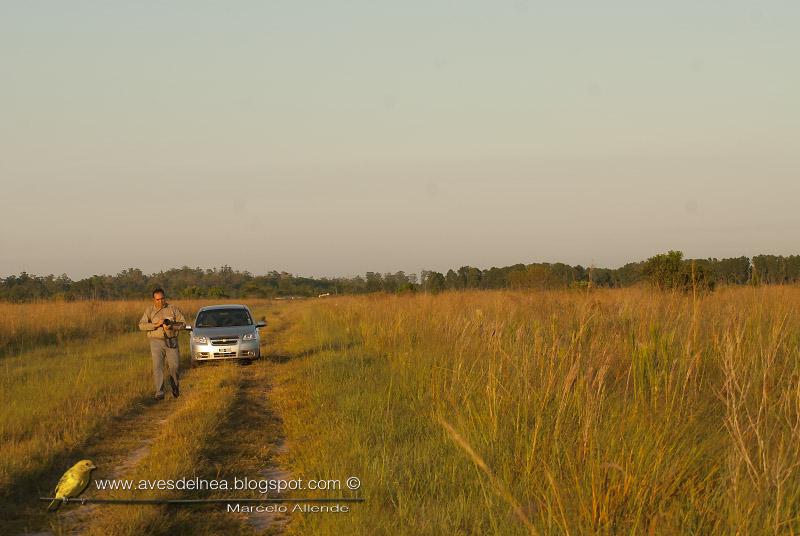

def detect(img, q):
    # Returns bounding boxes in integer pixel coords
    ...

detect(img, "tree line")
[1,253,797,302]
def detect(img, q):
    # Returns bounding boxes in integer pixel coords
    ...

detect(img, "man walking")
[138,288,186,400]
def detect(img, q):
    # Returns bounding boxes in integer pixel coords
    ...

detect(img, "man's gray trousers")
[150,338,180,397]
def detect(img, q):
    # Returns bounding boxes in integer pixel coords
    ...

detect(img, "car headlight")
[193,335,208,344]
[242,332,256,341]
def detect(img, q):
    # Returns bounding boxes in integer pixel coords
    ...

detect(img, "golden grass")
[0,299,274,356]
[5,289,800,534]
[270,286,800,534]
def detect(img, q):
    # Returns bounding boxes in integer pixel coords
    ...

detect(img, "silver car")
[187,305,265,366]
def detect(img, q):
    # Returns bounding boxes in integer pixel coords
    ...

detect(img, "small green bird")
[47,459,97,511]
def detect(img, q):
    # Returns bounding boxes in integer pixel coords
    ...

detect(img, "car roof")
[197,304,251,312]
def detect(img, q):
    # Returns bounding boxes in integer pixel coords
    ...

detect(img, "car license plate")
[220,347,230,353]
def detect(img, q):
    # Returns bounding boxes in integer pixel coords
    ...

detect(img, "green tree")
[644,251,685,290]
[423,271,446,293]
[644,251,714,292]
[444,270,461,290]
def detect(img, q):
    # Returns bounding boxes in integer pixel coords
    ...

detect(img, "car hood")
[192,326,256,337]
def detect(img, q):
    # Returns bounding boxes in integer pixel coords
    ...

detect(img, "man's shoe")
[154,393,165,401]
[168,377,180,398]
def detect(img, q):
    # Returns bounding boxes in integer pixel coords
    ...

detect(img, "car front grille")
[214,351,237,358]
[210,336,239,346]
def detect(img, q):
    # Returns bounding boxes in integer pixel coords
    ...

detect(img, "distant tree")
[5,251,796,302]
[644,251,714,292]
[787,256,800,282]
[751,254,800,285]
[365,272,383,293]
[180,286,204,298]
[644,251,685,290]
[614,262,645,286]
[723,257,751,285]
[480,267,507,289]
[506,264,556,289]
[751,255,782,284]
[445,270,460,290]
[591,268,616,287]
[456,266,482,289]
[694,257,751,286]
[207,287,227,298]
[396,281,416,294]
[423,271,446,293]
[382,271,410,293]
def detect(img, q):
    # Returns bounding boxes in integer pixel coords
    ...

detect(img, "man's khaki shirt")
[138,303,187,340]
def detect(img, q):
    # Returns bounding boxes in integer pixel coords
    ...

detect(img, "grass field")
[3,288,800,534]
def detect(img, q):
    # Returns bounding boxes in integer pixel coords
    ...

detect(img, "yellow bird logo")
[47,459,97,511]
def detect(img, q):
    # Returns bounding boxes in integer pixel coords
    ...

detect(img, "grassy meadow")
[0,299,249,357]
[2,288,800,534]
[270,286,800,535]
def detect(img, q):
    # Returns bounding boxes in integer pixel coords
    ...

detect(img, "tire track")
[178,312,293,535]
[16,366,195,535]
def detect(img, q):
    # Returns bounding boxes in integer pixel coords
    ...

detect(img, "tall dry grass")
[0,301,144,357]
[0,299,274,357]
[271,286,800,534]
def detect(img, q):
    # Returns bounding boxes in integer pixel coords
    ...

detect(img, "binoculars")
[162,318,172,327]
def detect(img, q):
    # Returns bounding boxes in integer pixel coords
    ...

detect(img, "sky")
[1,1,798,279]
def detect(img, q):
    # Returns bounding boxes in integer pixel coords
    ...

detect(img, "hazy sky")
[2,1,798,279]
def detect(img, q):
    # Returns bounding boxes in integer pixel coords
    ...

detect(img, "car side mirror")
[256,321,266,328]
[184,325,193,331]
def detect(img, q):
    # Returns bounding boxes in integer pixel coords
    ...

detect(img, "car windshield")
[195,308,252,327]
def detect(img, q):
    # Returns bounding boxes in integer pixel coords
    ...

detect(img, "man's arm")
[169,307,187,331]
[138,309,159,331]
